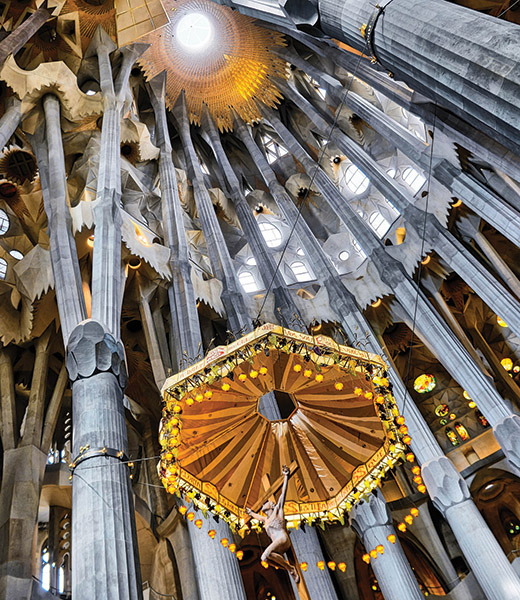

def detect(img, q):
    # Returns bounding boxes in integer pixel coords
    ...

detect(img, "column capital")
[421,456,470,516]
[493,414,520,473]
[349,490,390,537]
[66,319,127,388]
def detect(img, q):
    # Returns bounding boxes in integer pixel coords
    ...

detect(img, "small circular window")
[414,373,436,393]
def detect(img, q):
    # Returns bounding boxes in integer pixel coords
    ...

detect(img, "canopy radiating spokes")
[159,324,407,528]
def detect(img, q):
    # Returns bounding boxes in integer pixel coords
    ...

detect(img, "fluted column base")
[422,456,520,600]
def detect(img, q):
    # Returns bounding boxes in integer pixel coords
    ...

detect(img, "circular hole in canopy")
[176,12,213,52]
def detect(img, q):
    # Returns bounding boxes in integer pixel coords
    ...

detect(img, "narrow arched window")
[0,209,9,235]
[368,211,390,237]
[41,544,51,591]
[402,167,426,193]
[259,222,282,248]
[344,164,369,195]
[290,261,312,282]
[238,271,259,293]
[0,258,7,280]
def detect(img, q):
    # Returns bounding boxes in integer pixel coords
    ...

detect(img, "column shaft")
[422,456,520,600]
[206,114,300,328]
[350,492,424,600]
[68,320,142,600]
[172,97,251,334]
[41,94,87,344]
[148,75,202,369]
[317,0,520,155]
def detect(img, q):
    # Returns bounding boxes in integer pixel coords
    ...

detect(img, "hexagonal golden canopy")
[159,324,408,528]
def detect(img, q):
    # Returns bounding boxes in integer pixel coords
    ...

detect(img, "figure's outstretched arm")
[245,507,266,522]
[277,465,290,509]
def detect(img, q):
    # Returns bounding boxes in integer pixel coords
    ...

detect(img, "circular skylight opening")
[176,13,213,52]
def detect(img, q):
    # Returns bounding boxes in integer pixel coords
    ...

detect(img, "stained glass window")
[434,404,449,417]
[414,374,436,393]
[445,427,460,447]
[497,316,508,327]
[475,410,489,428]
[501,357,513,371]
[454,422,470,441]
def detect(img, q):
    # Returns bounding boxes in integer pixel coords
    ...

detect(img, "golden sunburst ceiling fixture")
[137,0,288,131]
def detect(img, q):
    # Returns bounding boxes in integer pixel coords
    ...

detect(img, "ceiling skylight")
[176,13,213,52]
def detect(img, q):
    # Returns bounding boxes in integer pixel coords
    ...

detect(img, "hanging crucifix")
[245,463,307,592]
[246,465,300,582]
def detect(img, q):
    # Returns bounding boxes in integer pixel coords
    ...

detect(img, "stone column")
[281,75,520,250]
[204,111,300,328]
[290,527,339,600]
[264,104,517,430]
[319,526,361,600]
[278,25,520,184]
[148,98,248,600]
[62,29,148,600]
[0,99,22,153]
[422,456,520,600]
[185,517,246,600]
[0,2,54,68]
[350,491,424,600]
[41,94,87,343]
[233,115,386,346]
[473,231,520,299]
[171,95,251,335]
[155,508,200,600]
[274,84,520,336]
[316,0,520,155]
[88,30,147,338]
[67,320,142,600]
[147,74,202,370]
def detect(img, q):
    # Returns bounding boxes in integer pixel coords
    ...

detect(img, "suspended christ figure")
[245,464,300,583]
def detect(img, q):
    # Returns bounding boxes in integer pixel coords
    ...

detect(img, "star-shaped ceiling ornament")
[136,0,288,131]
